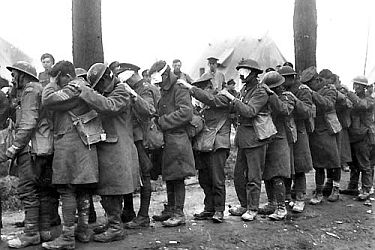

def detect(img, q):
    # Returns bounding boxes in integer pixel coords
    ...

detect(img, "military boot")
[152,204,174,222]
[258,201,277,215]
[7,224,40,249]
[162,206,186,227]
[310,191,323,205]
[120,209,136,223]
[322,179,333,197]
[75,195,91,243]
[124,215,150,229]
[340,183,359,196]
[269,204,287,221]
[193,210,214,220]
[42,225,75,250]
[327,186,340,202]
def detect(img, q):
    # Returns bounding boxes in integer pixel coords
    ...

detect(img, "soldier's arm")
[185,74,194,84]
[269,93,294,116]
[133,88,156,119]
[158,86,193,130]
[294,88,314,119]
[311,88,336,111]
[12,87,40,151]
[190,87,231,108]
[42,81,80,111]
[79,84,131,114]
[347,92,374,111]
[232,87,269,118]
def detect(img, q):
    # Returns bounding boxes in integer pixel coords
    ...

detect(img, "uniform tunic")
[201,71,225,91]
[157,73,195,181]
[309,85,340,169]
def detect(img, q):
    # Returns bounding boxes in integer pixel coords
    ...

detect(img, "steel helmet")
[87,63,107,88]
[300,66,318,83]
[261,71,285,88]
[277,66,297,76]
[236,59,263,73]
[6,61,38,81]
[352,75,369,86]
[75,68,87,78]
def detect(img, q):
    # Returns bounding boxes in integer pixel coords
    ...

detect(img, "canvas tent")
[0,36,33,80]
[189,34,287,88]
[368,66,375,84]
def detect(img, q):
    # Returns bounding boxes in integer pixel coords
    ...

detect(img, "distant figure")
[201,57,225,91]
[172,59,193,83]
[142,69,151,84]
[283,61,294,69]
[38,53,55,87]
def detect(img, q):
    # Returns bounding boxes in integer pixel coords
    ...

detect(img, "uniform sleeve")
[269,93,294,116]
[13,87,40,150]
[232,87,269,118]
[186,74,194,84]
[42,82,81,111]
[190,87,231,108]
[347,92,374,111]
[294,88,314,119]
[79,84,131,114]
[311,88,336,111]
[158,86,193,130]
[133,88,156,119]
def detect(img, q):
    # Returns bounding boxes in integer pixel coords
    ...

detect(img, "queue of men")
[0,53,374,249]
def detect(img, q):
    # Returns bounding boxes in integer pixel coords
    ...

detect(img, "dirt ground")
[1,171,374,250]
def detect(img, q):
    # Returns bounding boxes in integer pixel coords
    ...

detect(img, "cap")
[207,57,219,63]
[192,74,212,89]
[117,63,140,74]
[300,66,318,83]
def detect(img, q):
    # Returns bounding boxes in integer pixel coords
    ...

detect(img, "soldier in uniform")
[38,53,55,87]
[172,59,194,83]
[220,59,271,221]
[281,66,314,213]
[116,63,158,229]
[41,61,99,249]
[179,75,232,223]
[342,76,375,201]
[303,69,342,205]
[260,71,295,221]
[149,60,195,227]
[3,61,54,248]
[201,57,225,91]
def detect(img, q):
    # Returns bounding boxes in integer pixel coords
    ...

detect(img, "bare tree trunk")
[72,0,104,70]
[293,0,317,73]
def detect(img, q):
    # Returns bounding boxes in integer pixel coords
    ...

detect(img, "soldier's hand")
[282,91,298,101]
[219,89,235,101]
[262,84,275,95]
[5,145,18,160]
[177,79,193,89]
[120,82,138,98]
[299,84,312,92]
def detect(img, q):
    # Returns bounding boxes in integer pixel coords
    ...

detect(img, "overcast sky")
[0,0,374,85]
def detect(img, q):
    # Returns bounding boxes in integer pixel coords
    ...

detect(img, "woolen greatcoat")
[335,90,353,164]
[263,93,294,180]
[309,85,340,169]
[289,83,314,173]
[78,82,140,195]
[157,73,195,181]
[42,80,99,185]
[189,87,231,151]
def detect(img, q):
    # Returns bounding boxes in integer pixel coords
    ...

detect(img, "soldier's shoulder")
[24,81,43,94]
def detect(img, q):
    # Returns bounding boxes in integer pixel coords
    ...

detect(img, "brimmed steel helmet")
[87,63,107,88]
[277,66,297,77]
[236,59,263,73]
[6,61,38,81]
[352,75,370,86]
[261,71,285,88]
[300,66,318,83]
[75,68,87,78]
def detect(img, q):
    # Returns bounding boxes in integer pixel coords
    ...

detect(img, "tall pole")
[363,18,370,76]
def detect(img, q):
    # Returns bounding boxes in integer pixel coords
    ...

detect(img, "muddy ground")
[1,171,374,250]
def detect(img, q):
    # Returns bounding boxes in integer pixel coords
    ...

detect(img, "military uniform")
[201,70,225,91]
[190,86,231,215]
[232,77,270,212]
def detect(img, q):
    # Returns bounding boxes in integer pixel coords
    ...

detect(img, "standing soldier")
[281,66,314,213]
[179,75,232,223]
[149,60,195,227]
[172,59,194,83]
[38,53,55,87]
[71,63,141,242]
[342,76,375,201]
[220,59,271,221]
[303,69,342,205]
[260,71,295,221]
[201,57,225,91]
[116,63,157,229]
[41,61,99,249]
[3,61,54,248]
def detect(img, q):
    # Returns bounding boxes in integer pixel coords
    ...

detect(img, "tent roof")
[189,34,286,84]
[0,36,33,79]
[368,66,375,84]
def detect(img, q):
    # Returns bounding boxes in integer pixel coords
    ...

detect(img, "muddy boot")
[340,183,359,196]
[229,205,247,216]
[94,196,125,243]
[327,186,340,202]
[269,204,287,221]
[124,215,150,229]
[241,210,257,221]
[42,225,75,250]
[193,210,214,220]
[152,204,174,222]
[259,180,277,215]
[310,191,323,205]
[322,179,333,197]
[357,189,370,201]
[93,223,108,235]
[162,206,185,227]
[212,211,224,223]
[75,194,91,243]
[8,224,40,248]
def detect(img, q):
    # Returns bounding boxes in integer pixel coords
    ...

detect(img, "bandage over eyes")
[118,70,134,82]
[238,68,251,79]
[150,63,168,84]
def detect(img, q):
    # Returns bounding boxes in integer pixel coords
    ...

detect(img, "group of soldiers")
[0,53,374,249]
